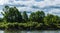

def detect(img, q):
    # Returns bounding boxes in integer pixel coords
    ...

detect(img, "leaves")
[2,6,23,22]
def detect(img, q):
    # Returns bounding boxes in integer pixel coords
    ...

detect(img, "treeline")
[0,5,60,30]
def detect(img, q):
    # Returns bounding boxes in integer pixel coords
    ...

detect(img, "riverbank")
[0,22,60,31]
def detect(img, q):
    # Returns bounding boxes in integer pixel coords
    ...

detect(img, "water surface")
[0,30,60,33]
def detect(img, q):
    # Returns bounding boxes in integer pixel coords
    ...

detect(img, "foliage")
[29,12,36,22]
[29,11,45,23]
[0,6,60,30]
[2,6,23,22]
[22,11,28,22]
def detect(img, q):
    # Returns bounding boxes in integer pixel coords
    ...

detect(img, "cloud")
[15,0,30,1]
[31,5,40,9]
[0,10,3,18]
[48,9,60,16]
[0,0,60,17]
[35,0,44,2]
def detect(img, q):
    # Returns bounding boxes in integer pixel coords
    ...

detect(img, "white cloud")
[0,0,60,8]
[0,10,3,14]
[48,9,60,16]
[0,10,3,18]
[0,0,60,16]
[17,7,41,12]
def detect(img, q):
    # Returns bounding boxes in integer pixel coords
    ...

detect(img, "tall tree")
[0,18,3,22]
[29,11,45,23]
[2,6,23,22]
[29,12,36,22]
[1,5,9,22]
[35,11,45,23]
[22,11,28,22]
[44,14,60,28]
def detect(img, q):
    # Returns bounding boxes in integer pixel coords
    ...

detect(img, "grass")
[0,22,59,30]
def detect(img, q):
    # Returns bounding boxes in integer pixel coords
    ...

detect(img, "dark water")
[0,30,60,33]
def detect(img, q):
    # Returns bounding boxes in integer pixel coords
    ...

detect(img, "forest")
[0,5,60,30]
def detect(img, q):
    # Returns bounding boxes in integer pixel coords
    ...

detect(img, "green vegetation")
[0,5,60,30]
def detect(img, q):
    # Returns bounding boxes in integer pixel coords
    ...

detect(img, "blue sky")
[0,0,60,17]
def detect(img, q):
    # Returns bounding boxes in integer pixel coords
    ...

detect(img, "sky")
[0,0,60,18]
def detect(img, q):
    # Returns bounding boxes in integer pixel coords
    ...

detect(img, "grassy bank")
[0,22,60,31]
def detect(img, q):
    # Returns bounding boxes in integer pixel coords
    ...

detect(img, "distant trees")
[44,14,54,25]
[44,14,59,25]
[1,5,60,23]
[0,18,3,22]
[22,11,28,22]
[1,5,60,30]
[35,11,45,23]
[2,6,23,22]
[29,11,45,23]
[2,6,46,23]
[44,14,60,28]
[29,12,36,22]
[1,5,9,22]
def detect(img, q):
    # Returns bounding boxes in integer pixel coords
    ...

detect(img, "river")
[0,30,60,33]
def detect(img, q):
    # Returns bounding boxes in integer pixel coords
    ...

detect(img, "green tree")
[35,11,45,23]
[22,11,28,22]
[2,6,23,22]
[0,18,3,22]
[29,12,36,22]
[29,11,45,23]
[44,14,59,28]
[1,5,9,22]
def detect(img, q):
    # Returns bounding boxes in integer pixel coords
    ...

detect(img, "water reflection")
[0,30,4,33]
[0,30,60,33]
[4,31,28,33]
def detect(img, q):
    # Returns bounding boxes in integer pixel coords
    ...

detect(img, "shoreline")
[0,22,60,31]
